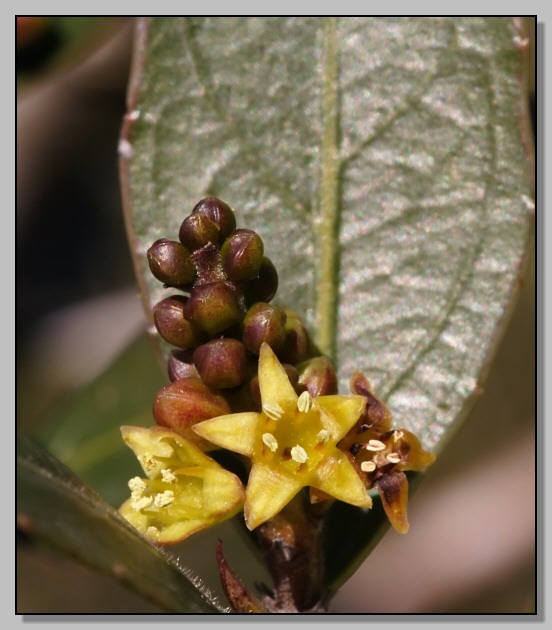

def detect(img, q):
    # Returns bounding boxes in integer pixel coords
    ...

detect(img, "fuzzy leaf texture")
[120,17,533,593]
[17,433,226,613]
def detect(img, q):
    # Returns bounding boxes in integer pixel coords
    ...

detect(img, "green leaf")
[120,17,533,595]
[17,432,226,613]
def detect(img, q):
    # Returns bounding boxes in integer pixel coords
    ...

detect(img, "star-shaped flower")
[193,343,372,530]
[119,426,244,544]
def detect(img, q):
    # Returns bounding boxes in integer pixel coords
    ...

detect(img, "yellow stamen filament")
[386,452,401,464]
[262,432,279,452]
[153,490,175,508]
[360,460,376,472]
[290,445,308,464]
[263,402,284,421]
[297,391,313,413]
[365,439,386,452]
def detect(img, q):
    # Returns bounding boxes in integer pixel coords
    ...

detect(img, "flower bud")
[297,356,338,397]
[243,256,278,306]
[153,296,205,348]
[193,338,248,389]
[167,349,199,381]
[147,239,196,286]
[179,213,221,251]
[153,377,231,449]
[221,229,264,281]
[185,281,244,335]
[242,302,287,355]
[192,197,236,241]
[279,309,309,364]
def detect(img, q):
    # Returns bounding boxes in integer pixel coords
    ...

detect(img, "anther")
[386,452,401,464]
[297,391,312,413]
[262,433,279,452]
[290,445,308,464]
[316,429,330,444]
[360,461,376,472]
[364,439,386,451]
[153,490,175,508]
[161,468,177,483]
[263,402,284,421]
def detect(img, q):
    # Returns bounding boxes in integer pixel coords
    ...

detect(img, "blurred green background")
[16,17,536,614]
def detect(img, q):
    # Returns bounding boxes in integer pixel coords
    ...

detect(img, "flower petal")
[193,412,261,455]
[376,470,409,534]
[258,343,298,410]
[244,463,302,530]
[311,451,372,508]
[315,395,366,439]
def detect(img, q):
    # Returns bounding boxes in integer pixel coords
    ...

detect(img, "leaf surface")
[120,17,534,594]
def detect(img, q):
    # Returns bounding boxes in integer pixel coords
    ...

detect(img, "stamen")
[131,495,153,511]
[386,452,401,464]
[290,445,308,464]
[263,402,284,421]
[128,477,146,494]
[153,490,175,508]
[365,439,386,452]
[360,461,376,472]
[316,429,330,444]
[262,433,279,452]
[161,468,177,483]
[138,452,157,473]
[297,391,313,413]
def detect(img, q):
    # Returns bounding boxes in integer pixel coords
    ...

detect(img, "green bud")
[153,377,231,450]
[221,229,264,281]
[153,296,205,348]
[241,302,287,355]
[192,197,236,241]
[179,213,221,251]
[185,281,244,335]
[297,356,338,397]
[147,239,196,286]
[193,338,248,389]
[243,256,279,306]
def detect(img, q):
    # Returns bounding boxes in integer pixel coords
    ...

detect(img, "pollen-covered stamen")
[262,432,279,452]
[364,439,386,452]
[316,429,330,444]
[297,391,312,413]
[161,468,177,483]
[262,402,284,421]
[138,452,157,473]
[290,445,308,464]
[153,490,175,508]
[360,460,376,472]
[386,452,401,464]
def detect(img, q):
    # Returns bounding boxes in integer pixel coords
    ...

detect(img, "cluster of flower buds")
[146,197,339,431]
[119,197,435,551]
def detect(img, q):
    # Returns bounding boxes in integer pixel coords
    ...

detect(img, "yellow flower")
[119,426,244,544]
[193,343,372,530]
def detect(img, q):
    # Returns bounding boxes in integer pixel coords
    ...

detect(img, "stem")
[315,17,341,363]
